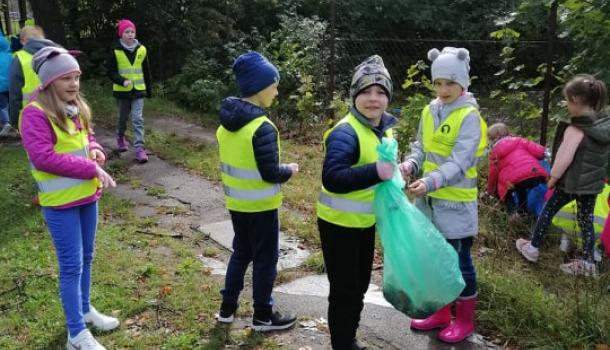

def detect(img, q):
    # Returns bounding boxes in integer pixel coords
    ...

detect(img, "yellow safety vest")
[20,101,99,207]
[552,184,610,236]
[422,105,487,202]
[317,113,392,228]
[217,116,282,212]
[112,45,147,92]
[15,50,41,108]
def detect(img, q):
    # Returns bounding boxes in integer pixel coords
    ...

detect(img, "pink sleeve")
[524,139,546,159]
[550,126,584,180]
[20,106,98,179]
[87,131,105,156]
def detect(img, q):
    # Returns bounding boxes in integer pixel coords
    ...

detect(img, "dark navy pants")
[221,209,279,319]
[446,237,477,297]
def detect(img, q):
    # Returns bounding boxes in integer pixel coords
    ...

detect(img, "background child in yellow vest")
[20,47,118,350]
[317,55,396,350]
[215,51,299,332]
[400,47,486,343]
[516,74,610,276]
[106,19,151,163]
[6,25,58,135]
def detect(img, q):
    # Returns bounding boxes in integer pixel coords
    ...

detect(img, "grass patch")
[0,146,283,349]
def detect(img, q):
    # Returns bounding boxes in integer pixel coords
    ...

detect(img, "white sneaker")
[559,259,598,277]
[66,329,106,350]
[0,123,13,136]
[516,238,539,262]
[84,306,120,331]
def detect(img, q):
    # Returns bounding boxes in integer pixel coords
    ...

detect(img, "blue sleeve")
[253,121,292,183]
[322,123,380,194]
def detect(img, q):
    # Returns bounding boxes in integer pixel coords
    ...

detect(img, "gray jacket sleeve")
[422,112,481,192]
[8,56,24,126]
[405,120,425,174]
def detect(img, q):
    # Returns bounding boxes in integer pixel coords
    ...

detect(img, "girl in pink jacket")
[486,123,549,215]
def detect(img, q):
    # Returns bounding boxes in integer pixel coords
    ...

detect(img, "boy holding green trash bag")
[317,55,396,350]
[399,47,488,343]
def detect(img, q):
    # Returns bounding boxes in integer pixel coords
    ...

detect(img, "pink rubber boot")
[438,297,476,343]
[410,303,452,330]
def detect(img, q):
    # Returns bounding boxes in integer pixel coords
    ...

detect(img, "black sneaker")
[215,303,236,323]
[252,311,297,332]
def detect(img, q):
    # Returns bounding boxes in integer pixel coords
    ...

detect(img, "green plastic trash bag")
[374,137,465,319]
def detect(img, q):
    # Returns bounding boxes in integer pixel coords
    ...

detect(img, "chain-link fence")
[331,37,559,99]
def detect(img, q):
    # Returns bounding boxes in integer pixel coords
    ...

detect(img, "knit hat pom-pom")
[456,48,470,60]
[427,48,441,62]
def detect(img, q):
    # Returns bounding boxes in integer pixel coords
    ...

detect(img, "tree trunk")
[17,0,26,27]
[30,0,66,45]
[2,0,10,35]
[539,0,559,146]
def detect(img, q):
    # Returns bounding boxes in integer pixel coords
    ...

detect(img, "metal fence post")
[540,0,559,146]
[325,0,336,120]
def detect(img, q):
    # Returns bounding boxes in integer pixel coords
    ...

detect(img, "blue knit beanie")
[232,51,280,97]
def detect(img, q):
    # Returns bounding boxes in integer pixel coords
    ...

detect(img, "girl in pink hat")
[106,18,152,163]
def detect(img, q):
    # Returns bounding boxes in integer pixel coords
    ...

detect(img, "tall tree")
[30,0,66,45]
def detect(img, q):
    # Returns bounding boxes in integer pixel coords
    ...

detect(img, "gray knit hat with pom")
[350,55,393,100]
[428,47,470,89]
[32,46,80,89]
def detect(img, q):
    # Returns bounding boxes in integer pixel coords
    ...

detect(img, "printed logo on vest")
[441,124,451,134]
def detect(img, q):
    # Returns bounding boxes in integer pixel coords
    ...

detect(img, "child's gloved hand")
[376,161,393,180]
[96,164,117,188]
[399,161,413,177]
[287,162,299,175]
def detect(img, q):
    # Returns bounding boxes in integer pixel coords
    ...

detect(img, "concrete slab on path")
[94,127,228,224]
[197,220,310,271]
[272,291,495,350]
[275,275,392,309]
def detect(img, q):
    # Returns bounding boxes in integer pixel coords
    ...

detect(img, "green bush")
[262,12,329,132]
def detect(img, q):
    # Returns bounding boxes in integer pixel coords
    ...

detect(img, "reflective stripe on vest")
[552,184,610,236]
[112,46,147,92]
[23,101,99,206]
[421,105,487,202]
[316,113,392,228]
[15,50,41,108]
[217,115,282,212]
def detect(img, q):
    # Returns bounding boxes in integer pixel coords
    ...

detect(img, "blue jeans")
[222,209,279,319]
[446,237,477,297]
[0,91,9,125]
[42,202,98,337]
[116,98,145,149]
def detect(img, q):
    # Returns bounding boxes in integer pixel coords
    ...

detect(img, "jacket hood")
[24,38,59,55]
[219,97,266,131]
[429,92,479,119]
[0,36,9,53]
[582,114,610,144]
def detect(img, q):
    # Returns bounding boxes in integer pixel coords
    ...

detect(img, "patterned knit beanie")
[350,55,393,101]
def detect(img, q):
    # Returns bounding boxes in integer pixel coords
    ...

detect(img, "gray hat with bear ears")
[428,47,470,89]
